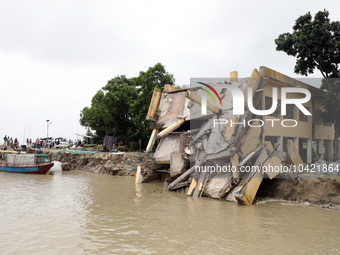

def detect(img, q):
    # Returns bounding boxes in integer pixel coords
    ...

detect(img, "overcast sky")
[1,0,339,143]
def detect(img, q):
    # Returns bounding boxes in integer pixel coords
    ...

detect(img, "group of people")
[3,135,19,149]
[2,135,81,151]
[2,136,55,149]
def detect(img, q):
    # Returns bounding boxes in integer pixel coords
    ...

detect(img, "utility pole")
[46,120,52,138]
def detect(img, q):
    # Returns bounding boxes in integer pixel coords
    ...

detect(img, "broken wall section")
[140,71,296,205]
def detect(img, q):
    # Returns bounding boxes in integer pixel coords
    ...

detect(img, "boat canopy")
[6,154,35,166]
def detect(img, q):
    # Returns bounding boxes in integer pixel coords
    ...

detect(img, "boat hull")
[0,162,54,174]
[26,148,36,154]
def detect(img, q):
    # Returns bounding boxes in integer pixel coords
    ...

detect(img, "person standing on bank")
[314,153,322,162]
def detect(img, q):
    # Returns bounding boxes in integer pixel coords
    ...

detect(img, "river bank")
[52,151,340,207]
[52,151,143,176]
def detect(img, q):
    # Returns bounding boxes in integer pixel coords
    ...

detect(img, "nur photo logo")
[195,82,312,118]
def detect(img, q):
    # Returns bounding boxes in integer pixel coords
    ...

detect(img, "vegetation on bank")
[275,9,340,161]
[79,63,175,147]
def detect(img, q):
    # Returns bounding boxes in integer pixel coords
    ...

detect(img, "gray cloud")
[0,0,339,141]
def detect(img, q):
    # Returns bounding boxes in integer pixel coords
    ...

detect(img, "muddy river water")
[0,162,339,254]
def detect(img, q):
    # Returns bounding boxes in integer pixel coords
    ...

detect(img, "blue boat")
[0,152,54,174]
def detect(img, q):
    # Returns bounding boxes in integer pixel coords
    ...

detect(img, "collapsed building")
[135,66,339,205]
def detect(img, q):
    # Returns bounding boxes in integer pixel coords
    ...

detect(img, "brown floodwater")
[0,162,339,254]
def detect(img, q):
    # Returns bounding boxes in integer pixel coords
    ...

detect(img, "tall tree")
[80,90,115,149]
[275,10,340,161]
[130,63,175,142]
[80,63,174,148]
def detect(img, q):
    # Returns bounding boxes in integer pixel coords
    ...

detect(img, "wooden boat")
[0,152,54,174]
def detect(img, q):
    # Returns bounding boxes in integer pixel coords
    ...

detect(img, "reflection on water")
[0,162,339,254]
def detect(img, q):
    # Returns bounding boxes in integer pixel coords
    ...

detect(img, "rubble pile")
[138,72,304,205]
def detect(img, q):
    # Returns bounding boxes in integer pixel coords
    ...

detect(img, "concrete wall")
[259,67,338,163]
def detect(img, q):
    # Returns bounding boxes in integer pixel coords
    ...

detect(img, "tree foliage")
[275,10,340,160]
[275,10,340,78]
[130,63,175,141]
[80,63,174,147]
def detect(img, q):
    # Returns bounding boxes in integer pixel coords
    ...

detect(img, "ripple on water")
[1,169,340,254]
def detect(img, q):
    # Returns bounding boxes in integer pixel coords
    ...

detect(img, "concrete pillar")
[306,138,312,163]
[328,140,333,161]
[230,71,238,82]
[293,137,298,152]
[324,140,332,161]
[317,139,323,155]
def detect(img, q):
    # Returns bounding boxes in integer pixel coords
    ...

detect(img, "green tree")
[102,75,137,139]
[80,63,174,148]
[130,63,175,142]
[80,90,115,149]
[275,10,340,161]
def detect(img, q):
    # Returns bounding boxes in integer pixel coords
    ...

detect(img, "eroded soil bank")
[52,151,144,176]
[52,151,340,206]
[257,177,340,206]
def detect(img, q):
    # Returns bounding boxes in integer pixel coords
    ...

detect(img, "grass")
[328,191,338,197]
[254,197,269,203]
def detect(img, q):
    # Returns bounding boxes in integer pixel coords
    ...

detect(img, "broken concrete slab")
[154,134,182,163]
[234,147,266,204]
[240,120,262,157]
[205,120,229,155]
[263,155,282,179]
[230,153,239,178]
[150,92,189,129]
[192,171,209,197]
[168,159,205,191]
[243,69,262,108]
[141,68,295,205]
[170,151,186,177]
[204,171,232,199]
[235,171,264,205]
[226,178,247,202]
[192,117,215,143]
[287,139,304,166]
[225,116,237,143]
